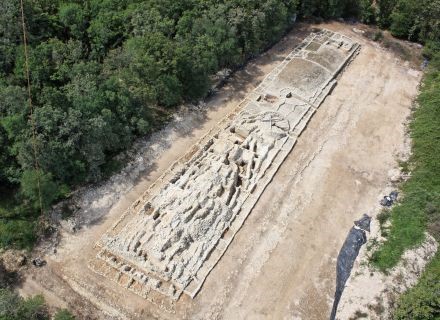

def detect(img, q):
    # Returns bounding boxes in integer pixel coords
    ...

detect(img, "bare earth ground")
[337,233,438,319]
[18,22,422,319]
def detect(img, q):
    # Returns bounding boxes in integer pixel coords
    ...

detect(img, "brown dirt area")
[18,22,422,319]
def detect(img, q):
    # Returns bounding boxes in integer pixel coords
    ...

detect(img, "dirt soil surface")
[18,22,421,320]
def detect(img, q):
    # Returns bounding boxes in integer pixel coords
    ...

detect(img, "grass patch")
[393,252,440,319]
[370,55,440,271]
[397,159,410,174]
[377,209,391,238]
[377,209,391,227]
[392,55,440,318]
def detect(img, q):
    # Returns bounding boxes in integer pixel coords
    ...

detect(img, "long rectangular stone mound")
[89,29,360,301]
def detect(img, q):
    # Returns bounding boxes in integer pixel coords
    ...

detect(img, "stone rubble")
[89,29,360,301]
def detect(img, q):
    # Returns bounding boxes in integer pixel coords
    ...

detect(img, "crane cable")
[20,0,44,216]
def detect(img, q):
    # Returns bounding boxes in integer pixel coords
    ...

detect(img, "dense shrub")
[54,309,76,320]
[394,252,440,319]
[0,289,76,320]
[0,289,48,320]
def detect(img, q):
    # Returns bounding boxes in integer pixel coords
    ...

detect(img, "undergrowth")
[0,186,37,250]
[370,54,440,271]
[394,251,440,319]
[368,53,440,319]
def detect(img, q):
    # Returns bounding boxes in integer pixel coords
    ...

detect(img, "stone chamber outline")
[88,29,361,303]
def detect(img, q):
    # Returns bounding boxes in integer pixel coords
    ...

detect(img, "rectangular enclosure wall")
[89,29,360,302]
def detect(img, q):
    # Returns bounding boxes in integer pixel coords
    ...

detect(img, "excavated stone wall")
[89,29,360,302]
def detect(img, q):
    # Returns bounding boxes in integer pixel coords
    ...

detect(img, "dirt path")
[19,22,421,320]
[185,23,421,320]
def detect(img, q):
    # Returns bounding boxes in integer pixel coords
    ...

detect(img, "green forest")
[1,0,303,248]
[1,0,438,249]
[0,0,439,318]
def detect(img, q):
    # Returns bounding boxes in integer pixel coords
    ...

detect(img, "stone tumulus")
[89,29,360,302]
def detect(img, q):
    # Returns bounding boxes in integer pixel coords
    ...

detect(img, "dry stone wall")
[89,29,360,302]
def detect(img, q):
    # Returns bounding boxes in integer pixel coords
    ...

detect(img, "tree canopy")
[0,0,439,250]
[1,0,439,319]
